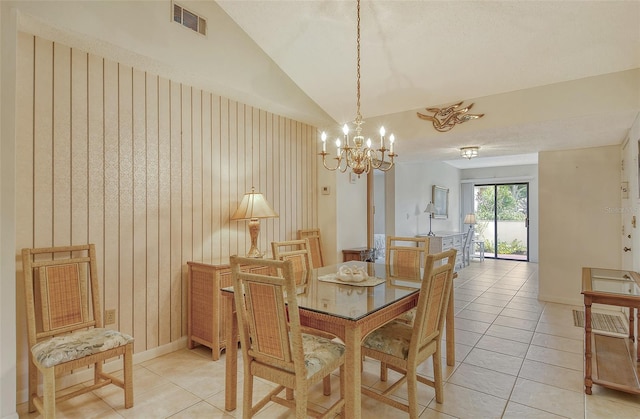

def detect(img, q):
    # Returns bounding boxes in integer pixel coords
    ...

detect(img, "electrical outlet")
[104,309,116,325]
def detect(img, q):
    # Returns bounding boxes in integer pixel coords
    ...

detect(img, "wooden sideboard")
[342,247,376,262]
[187,261,270,360]
[418,232,465,271]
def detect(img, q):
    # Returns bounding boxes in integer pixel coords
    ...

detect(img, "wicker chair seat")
[32,328,134,368]
[363,320,438,360]
[301,333,345,378]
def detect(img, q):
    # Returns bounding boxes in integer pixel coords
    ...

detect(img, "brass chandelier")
[319,0,397,177]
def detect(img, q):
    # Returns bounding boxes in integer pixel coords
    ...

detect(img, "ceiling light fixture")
[319,0,397,177]
[460,146,479,159]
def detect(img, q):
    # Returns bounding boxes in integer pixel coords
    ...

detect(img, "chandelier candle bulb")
[321,132,327,152]
[336,139,341,156]
[366,138,372,148]
[380,126,385,148]
[390,134,395,153]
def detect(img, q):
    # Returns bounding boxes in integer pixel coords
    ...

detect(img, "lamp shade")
[424,202,436,214]
[230,187,278,220]
[464,213,476,224]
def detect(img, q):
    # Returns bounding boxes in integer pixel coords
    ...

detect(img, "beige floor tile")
[454,317,491,334]
[168,400,229,418]
[475,335,529,358]
[456,308,499,323]
[585,395,640,418]
[448,363,517,399]
[531,331,582,354]
[510,378,584,418]
[452,328,480,348]
[518,359,584,393]
[500,307,542,322]
[502,401,565,418]
[493,315,538,331]
[534,320,584,340]
[473,296,509,308]
[465,302,504,314]
[115,382,200,419]
[463,348,524,376]
[525,344,583,371]
[485,324,534,344]
[429,383,507,418]
[418,407,458,418]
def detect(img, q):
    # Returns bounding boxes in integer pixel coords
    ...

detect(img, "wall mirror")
[432,185,449,219]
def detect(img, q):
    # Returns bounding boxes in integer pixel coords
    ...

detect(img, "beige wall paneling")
[118,64,134,338]
[211,95,222,263]
[33,37,54,248]
[145,72,160,350]
[219,97,230,261]
[157,76,171,346]
[15,31,35,397]
[103,58,120,331]
[87,53,105,304]
[201,92,213,263]
[192,89,203,264]
[15,33,319,399]
[169,80,182,341]
[132,68,147,352]
[71,48,88,247]
[230,100,240,261]
[181,85,193,335]
[53,42,71,249]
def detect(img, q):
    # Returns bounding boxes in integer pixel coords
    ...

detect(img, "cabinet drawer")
[441,237,454,249]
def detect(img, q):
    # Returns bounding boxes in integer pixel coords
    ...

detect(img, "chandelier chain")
[356,0,361,124]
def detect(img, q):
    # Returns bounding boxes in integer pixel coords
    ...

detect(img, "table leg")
[344,327,362,418]
[584,300,593,395]
[446,290,455,366]
[224,294,238,411]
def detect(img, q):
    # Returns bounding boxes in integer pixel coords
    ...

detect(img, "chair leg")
[243,371,254,419]
[28,356,37,413]
[406,368,419,419]
[124,343,134,408]
[380,361,388,382]
[295,387,307,418]
[433,348,444,403]
[42,366,56,419]
[323,375,331,396]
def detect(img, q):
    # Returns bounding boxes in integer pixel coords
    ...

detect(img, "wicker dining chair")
[297,228,325,268]
[230,255,346,418]
[21,244,134,418]
[361,249,456,418]
[385,236,430,278]
[271,239,314,286]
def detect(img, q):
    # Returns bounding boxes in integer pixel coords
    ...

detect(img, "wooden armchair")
[297,228,325,268]
[21,244,133,418]
[271,239,313,286]
[230,256,345,418]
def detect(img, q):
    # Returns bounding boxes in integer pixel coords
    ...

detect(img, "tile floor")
[17,259,640,418]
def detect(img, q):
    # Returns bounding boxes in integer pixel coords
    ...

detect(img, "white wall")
[393,161,461,237]
[539,145,621,306]
[460,164,539,262]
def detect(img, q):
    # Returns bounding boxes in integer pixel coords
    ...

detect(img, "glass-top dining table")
[221,261,456,418]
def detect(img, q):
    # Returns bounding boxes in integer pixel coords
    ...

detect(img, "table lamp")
[424,202,436,236]
[231,187,278,258]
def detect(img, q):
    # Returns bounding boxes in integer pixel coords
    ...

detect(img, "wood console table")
[582,267,640,395]
[342,247,376,262]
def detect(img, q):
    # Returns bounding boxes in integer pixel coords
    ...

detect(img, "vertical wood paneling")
[33,37,54,247]
[71,48,88,246]
[169,80,182,340]
[102,58,120,327]
[16,35,319,371]
[118,64,134,337]
[132,68,147,352]
[145,73,160,349]
[53,43,71,248]
[201,93,212,263]
[191,89,203,263]
[157,76,171,346]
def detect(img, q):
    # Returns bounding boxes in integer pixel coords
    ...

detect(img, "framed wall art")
[432,185,449,219]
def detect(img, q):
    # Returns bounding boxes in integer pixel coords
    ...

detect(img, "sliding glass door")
[474,183,529,261]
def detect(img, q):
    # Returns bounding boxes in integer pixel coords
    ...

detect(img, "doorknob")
[624,247,632,252]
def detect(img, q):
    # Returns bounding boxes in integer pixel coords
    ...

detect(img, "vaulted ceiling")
[217,1,640,167]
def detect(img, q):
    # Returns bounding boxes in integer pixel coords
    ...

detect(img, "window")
[173,2,207,36]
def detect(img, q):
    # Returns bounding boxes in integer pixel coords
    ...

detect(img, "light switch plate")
[321,186,330,195]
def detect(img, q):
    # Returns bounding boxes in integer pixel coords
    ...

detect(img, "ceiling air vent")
[173,2,207,36]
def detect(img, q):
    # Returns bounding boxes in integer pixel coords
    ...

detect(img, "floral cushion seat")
[363,319,439,360]
[31,328,134,368]
[301,333,345,378]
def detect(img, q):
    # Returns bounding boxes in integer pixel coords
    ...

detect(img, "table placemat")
[317,274,385,287]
